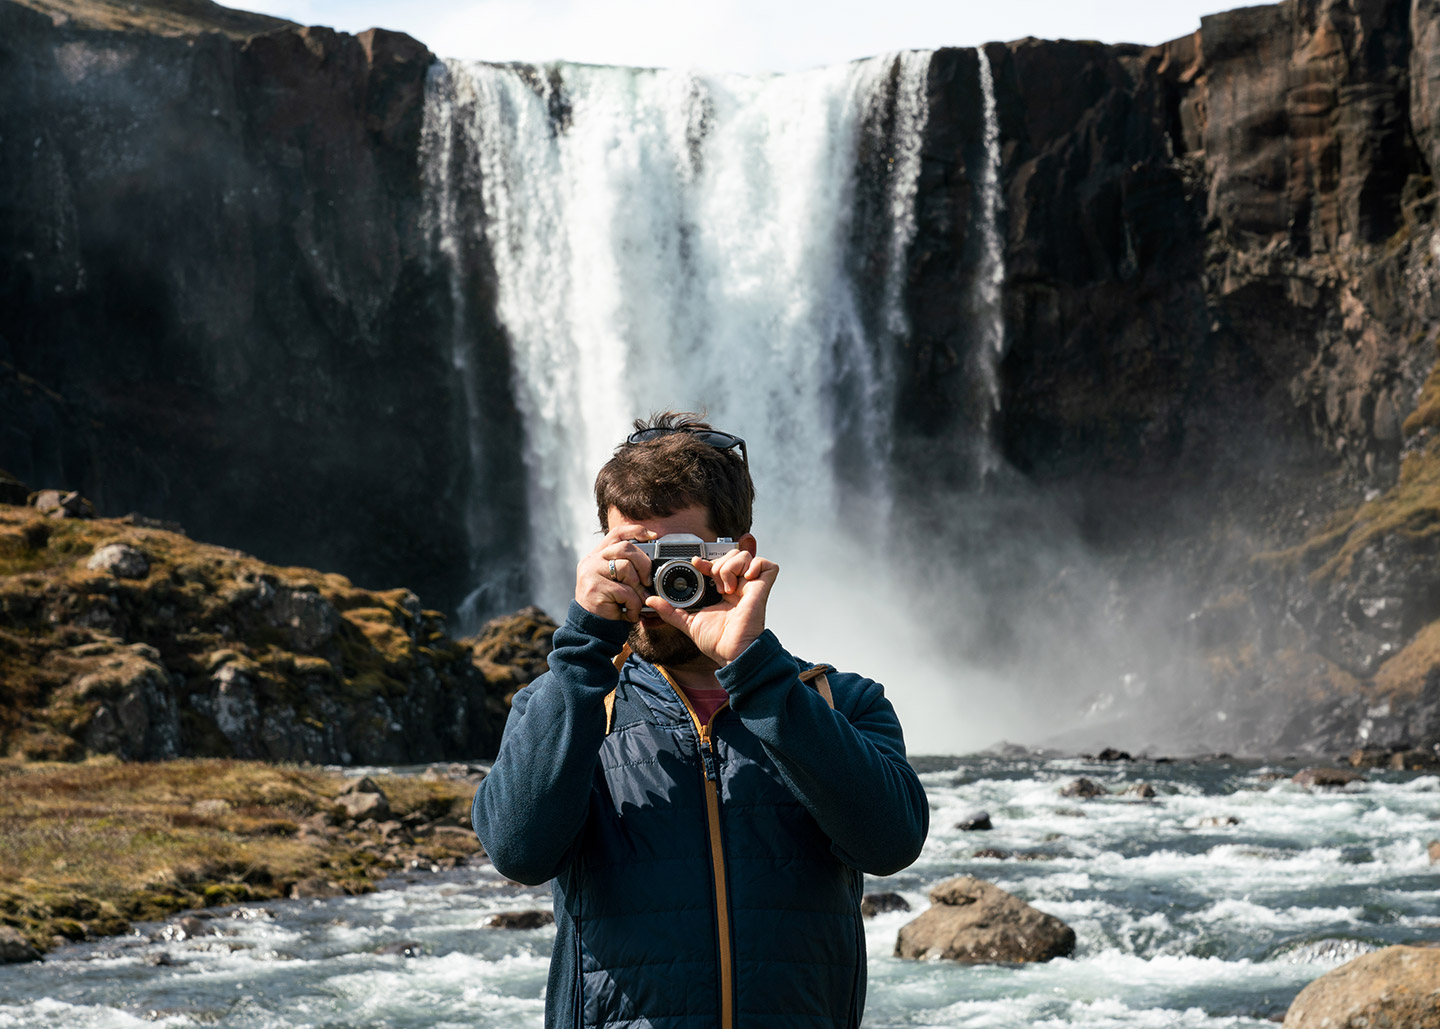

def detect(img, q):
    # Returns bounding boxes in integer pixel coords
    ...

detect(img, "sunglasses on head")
[626,426,748,465]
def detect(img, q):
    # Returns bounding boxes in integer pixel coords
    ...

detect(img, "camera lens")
[656,560,704,608]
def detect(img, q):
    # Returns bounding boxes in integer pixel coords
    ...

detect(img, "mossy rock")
[201,883,252,905]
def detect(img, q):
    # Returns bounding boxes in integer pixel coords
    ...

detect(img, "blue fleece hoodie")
[473,602,928,1029]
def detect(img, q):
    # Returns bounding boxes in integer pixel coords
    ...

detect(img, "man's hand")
[645,548,778,665]
[575,523,659,622]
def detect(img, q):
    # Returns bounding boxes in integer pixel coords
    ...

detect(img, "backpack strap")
[603,645,631,735]
[799,664,836,709]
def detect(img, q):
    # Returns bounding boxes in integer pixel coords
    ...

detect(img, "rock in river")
[895,876,1075,964]
[1282,945,1440,1029]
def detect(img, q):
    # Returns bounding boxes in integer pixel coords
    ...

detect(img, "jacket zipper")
[662,669,735,1029]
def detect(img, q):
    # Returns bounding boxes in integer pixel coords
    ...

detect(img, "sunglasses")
[626,427,748,465]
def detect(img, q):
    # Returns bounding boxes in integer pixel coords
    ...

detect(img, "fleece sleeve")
[717,630,929,875]
[471,601,631,885]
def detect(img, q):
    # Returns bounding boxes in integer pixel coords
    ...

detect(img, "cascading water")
[973,48,1007,477]
[423,57,927,584]
[422,50,1022,753]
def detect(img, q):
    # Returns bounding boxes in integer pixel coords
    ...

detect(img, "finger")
[644,593,691,630]
[743,557,778,582]
[610,582,645,621]
[601,540,656,586]
[600,521,659,548]
[714,551,752,594]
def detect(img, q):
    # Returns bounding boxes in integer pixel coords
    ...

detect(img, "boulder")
[486,910,554,930]
[290,877,348,899]
[1293,768,1367,788]
[860,892,911,918]
[1122,783,1156,798]
[1095,748,1133,761]
[86,542,150,579]
[0,926,40,963]
[1282,946,1440,1029]
[894,876,1075,964]
[337,791,390,821]
[1390,748,1440,771]
[375,940,424,957]
[955,810,993,831]
[1059,777,1105,798]
[30,489,95,519]
[152,916,216,942]
[1428,840,1439,864]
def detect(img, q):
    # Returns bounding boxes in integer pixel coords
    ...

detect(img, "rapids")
[2,758,1435,1028]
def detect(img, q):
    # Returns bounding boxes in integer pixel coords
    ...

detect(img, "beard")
[628,618,708,668]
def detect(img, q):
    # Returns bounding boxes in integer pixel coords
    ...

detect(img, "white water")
[419,52,1016,753]
[5,761,1436,1027]
[424,53,930,606]
[973,49,1007,476]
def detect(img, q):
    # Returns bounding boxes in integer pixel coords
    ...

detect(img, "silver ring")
[608,559,618,581]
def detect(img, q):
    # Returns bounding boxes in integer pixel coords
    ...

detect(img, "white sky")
[234,0,1246,73]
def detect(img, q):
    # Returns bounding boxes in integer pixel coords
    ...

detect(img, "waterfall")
[974,48,1007,476]
[424,53,933,615]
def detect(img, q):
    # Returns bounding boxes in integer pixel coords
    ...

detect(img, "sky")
[234,0,1245,74]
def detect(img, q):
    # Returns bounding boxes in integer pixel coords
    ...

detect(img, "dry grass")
[0,758,476,953]
[10,0,295,39]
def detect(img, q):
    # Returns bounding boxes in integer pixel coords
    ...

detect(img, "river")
[2,755,1436,1028]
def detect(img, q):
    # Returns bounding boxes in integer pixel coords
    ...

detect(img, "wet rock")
[1059,778,1105,799]
[1282,945,1440,1029]
[1190,815,1241,828]
[973,848,1010,860]
[152,916,215,942]
[375,940,424,957]
[290,878,347,899]
[1095,748,1133,761]
[486,910,554,930]
[1122,783,1156,798]
[860,892,911,918]
[85,542,150,578]
[894,876,1075,964]
[1389,748,1440,771]
[1427,840,1439,864]
[955,810,993,831]
[1293,768,1367,788]
[0,926,41,963]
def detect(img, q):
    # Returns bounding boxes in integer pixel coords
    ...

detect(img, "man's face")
[605,503,715,669]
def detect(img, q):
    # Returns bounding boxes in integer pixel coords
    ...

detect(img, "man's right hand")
[575,523,658,622]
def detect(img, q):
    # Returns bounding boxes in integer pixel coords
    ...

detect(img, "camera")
[631,533,738,609]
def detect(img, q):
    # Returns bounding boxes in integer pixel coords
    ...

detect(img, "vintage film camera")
[631,534,740,609]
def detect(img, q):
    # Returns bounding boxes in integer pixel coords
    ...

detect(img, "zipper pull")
[700,734,720,782]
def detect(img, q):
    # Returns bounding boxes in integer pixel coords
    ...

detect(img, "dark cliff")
[5,0,1440,758]
[0,0,525,615]
[904,0,1440,756]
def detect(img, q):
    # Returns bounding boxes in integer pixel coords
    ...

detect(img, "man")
[472,412,928,1029]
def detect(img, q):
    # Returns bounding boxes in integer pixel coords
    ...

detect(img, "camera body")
[631,533,738,609]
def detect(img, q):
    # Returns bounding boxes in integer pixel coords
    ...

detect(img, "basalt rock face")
[903,0,1440,756]
[0,0,525,615]
[8,0,1440,757]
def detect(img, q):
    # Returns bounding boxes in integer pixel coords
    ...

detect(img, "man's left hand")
[644,549,778,665]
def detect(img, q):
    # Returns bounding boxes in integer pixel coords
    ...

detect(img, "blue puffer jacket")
[473,603,929,1029]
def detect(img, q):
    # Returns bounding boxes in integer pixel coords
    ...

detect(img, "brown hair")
[594,411,754,538]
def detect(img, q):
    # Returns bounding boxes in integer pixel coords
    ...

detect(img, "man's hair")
[594,411,754,538]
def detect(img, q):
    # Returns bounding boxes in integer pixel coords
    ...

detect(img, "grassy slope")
[0,757,479,954]
[8,0,296,39]
[0,504,500,761]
